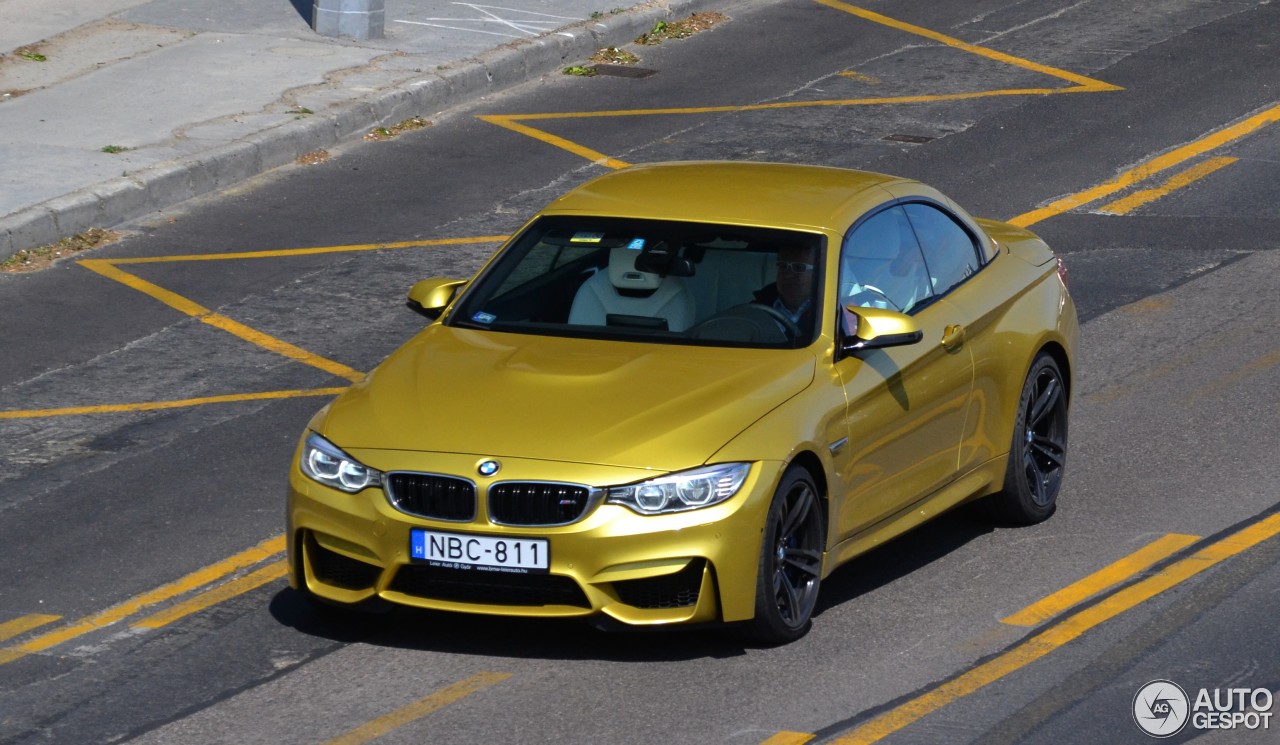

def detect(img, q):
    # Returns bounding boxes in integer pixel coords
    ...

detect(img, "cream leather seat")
[568,246,696,332]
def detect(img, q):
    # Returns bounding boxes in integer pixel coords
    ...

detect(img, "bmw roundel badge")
[478,460,500,476]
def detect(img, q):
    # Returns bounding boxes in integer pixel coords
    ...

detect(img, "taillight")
[1056,256,1070,290]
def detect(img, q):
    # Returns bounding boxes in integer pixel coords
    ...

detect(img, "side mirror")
[407,278,467,320]
[839,305,922,356]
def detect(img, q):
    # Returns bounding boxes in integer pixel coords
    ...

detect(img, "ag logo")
[1133,680,1190,737]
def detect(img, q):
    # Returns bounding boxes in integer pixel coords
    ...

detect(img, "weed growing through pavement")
[635,12,726,45]
[287,107,314,117]
[1,229,121,273]
[101,145,132,154]
[363,116,430,141]
[563,65,598,77]
[15,47,47,62]
[591,47,639,65]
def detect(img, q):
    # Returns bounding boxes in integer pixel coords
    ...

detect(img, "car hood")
[320,325,816,471]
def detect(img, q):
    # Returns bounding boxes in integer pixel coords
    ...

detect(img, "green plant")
[287,107,314,115]
[563,65,598,77]
[591,10,603,19]
[101,145,132,154]
[17,48,47,62]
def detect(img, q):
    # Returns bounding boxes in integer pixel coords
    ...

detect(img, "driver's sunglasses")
[776,260,815,273]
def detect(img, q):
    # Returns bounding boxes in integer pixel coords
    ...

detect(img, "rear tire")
[988,353,1068,524]
[741,467,825,645]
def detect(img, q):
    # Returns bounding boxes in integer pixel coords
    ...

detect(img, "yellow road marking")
[0,535,284,665]
[839,71,880,84]
[26,236,504,420]
[830,513,1280,743]
[133,561,289,628]
[323,672,513,745]
[484,1,1121,167]
[491,89,1080,123]
[78,259,364,383]
[79,259,210,316]
[106,235,509,264]
[480,115,632,169]
[1098,156,1239,215]
[0,614,61,642]
[760,732,817,745]
[815,0,1121,91]
[0,387,348,420]
[1187,349,1280,403]
[199,313,365,382]
[1010,103,1280,227]
[1001,533,1200,627]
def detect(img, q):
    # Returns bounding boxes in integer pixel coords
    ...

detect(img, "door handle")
[941,324,965,350]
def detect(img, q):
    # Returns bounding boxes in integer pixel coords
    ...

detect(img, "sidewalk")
[0,0,720,261]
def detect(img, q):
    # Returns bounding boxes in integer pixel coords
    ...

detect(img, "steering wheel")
[747,303,801,340]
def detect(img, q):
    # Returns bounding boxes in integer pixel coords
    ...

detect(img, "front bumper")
[286,447,782,626]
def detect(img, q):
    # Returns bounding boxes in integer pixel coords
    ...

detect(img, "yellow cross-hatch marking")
[0,237,506,421]
[481,0,1123,167]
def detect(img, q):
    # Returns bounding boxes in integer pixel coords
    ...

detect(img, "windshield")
[449,216,825,348]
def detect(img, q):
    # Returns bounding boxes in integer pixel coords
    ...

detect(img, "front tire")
[989,353,1068,524]
[742,466,825,645]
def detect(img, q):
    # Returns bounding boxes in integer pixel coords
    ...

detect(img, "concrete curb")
[0,0,730,261]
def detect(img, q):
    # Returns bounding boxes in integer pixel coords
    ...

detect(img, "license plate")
[410,529,548,573]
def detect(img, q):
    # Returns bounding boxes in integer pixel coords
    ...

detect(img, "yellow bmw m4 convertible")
[287,161,1077,644]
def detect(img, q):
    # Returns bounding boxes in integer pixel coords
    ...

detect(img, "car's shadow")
[270,503,997,661]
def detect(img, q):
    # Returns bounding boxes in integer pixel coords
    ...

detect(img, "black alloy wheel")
[991,353,1069,524]
[744,467,825,644]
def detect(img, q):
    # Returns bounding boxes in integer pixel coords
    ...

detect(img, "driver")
[753,244,817,332]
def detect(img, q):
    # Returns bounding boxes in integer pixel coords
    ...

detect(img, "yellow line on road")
[106,235,509,264]
[78,259,364,382]
[0,387,348,420]
[829,513,1280,743]
[133,561,289,629]
[79,258,209,315]
[0,614,61,642]
[1010,103,1280,227]
[323,672,514,745]
[483,2,1122,167]
[814,0,1122,91]
[1187,349,1280,403]
[199,313,365,382]
[480,115,632,169]
[760,732,817,745]
[494,89,1076,123]
[0,535,284,665]
[1001,533,1200,627]
[1098,156,1239,215]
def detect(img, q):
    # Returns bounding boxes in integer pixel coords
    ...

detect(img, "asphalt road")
[2,0,1279,743]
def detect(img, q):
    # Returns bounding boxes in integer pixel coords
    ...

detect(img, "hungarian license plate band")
[410,529,548,573]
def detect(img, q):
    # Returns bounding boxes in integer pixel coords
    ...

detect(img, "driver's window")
[840,206,933,314]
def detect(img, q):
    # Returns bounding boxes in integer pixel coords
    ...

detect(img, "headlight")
[606,463,750,515]
[299,432,382,493]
